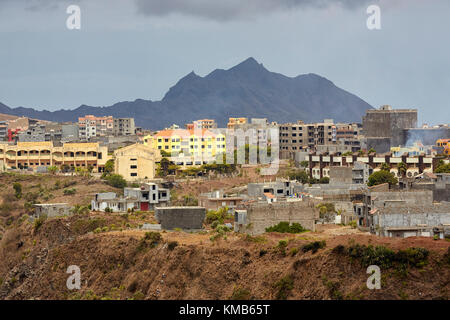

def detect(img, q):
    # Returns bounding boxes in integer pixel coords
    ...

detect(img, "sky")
[0,0,449,125]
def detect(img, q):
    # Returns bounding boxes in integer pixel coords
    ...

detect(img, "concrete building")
[91,192,139,213]
[329,162,373,185]
[17,124,62,142]
[33,203,71,218]
[362,105,418,153]
[198,190,244,211]
[227,117,248,129]
[234,200,319,235]
[123,182,170,211]
[61,123,79,142]
[409,172,450,202]
[279,119,336,159]
[78,115,113,139]
[185,119,217,130]
[114,143,160,181]
[371,203,450,239]
[155,207,206,230]
[113,118,135,136]
[247,180,301,199]
[0,141,109,171]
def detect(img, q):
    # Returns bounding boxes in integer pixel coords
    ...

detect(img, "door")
[140,202,149,211]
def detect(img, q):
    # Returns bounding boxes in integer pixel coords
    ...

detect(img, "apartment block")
[113,118,135,136]
[0,141,108,171]
[114,143,160,181]
[227,117,248,129]
[185,119,217,130]
[279,119,336,158]
[78,115,113,140]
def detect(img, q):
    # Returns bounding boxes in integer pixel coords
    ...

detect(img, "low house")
[371,204,450,239]
[247,180,301,199]
[33,203,71,218]
[155,207,206,230]
[123,182,170,211]
[198,190,244,210]
[91,192,139,213]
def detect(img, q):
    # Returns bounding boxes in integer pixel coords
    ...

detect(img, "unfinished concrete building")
[234,200,319,235]
[33,203,71,218]
[155,207,206,230]
[362,105,417,153]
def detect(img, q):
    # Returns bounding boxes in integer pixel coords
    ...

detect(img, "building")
[91,192,138,213]
[405,125,450,146]
[113,118,135,136]
[78,115,113,140]
[123,182,170,211]
[0,121,7,141]
[114,143,160,181]
[247,180,301,198]
[61,123,79,142]
[198,190,244,211]
[279,119,336,159]
[371,204,450,239]
[155,207,206,230]
[409,172,450,202]
[362,105,418,153]
[329,162,373,185]
[17,124,63,142]
[0,141,109,171]
[436,139,450,156]
[390,141,433,157]
[234,200,318,235]
[227,117,248,129]
[186,119,217,130]
[308,152,438,180]
[33,203,71,218]
[143,129,226,167]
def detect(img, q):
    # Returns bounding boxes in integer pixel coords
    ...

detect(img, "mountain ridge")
[0,57,373,129]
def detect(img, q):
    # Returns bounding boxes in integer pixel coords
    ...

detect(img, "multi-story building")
[436,139,450,156]
[362,105,418,153]
[113,118,135,136]
[114,143,160,181]
[186,119,217,130]
[227,117,248,129]
[308,152,439,180]
[0,141,108,171]
[143,129,226,167]
[123,183,170,211]
[0,121,8,141]
[17,124,63,142]
[279,119,335,158]
[78,115,113,140]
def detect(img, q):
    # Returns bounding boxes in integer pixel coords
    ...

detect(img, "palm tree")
[380,163,390,172]
[397,162,407,178]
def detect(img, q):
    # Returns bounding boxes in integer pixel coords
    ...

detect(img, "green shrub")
[168,241,178,251]
[290,248,299,256]
[259,249,268,257]
[104,174,127,189]
[33,215,47,232]
[230,287,251,300]
[13,182,22,199]
[274,275,294,300]
[265,221,307,234]
[302,241,326,254]
[138,232,162,251]
[63,188,76,195]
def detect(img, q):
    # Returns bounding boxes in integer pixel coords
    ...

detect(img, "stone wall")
[155,207,206,230]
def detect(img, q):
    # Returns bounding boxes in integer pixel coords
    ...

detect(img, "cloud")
[134,0,379,21]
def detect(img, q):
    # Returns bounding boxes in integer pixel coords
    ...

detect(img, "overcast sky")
[0,0,449,125]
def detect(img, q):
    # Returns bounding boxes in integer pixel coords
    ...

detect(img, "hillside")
[0,58,373,130]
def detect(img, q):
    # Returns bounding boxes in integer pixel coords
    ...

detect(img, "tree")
[319,177,330,184]
[47,165,58,175]
[287,169,309,184]
[104,159,114,174]
[368,148,376,154]
[299,160,309,169]
[397,162,407,178]
[13,182,22,199]
[435,162,450,173]
[380,163,390,172]
[367,171,398,187]
[104,174,127,189]
[157,157,171,177]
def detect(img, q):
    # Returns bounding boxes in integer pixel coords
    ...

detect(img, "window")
[130,165,137,169]
[130,173,137,177]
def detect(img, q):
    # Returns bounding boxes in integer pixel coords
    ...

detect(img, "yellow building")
[143,129,226,167]
[436,139,450,156]
[114,143,160,181]
[0,141,109,172]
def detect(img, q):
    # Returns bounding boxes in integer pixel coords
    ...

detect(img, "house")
[371,203,450,239]
[198,190,244,210]
[91,192,139,213]
[123,182,170,211]
[114,143,160,181]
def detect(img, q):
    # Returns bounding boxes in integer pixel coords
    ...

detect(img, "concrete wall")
[371,190,433,207]
[329,167,352,184]
[155,207,206,230]
[34,204,71,218]
[236,200,318,235]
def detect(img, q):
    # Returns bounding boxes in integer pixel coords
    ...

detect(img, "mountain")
[0,57,373,129]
